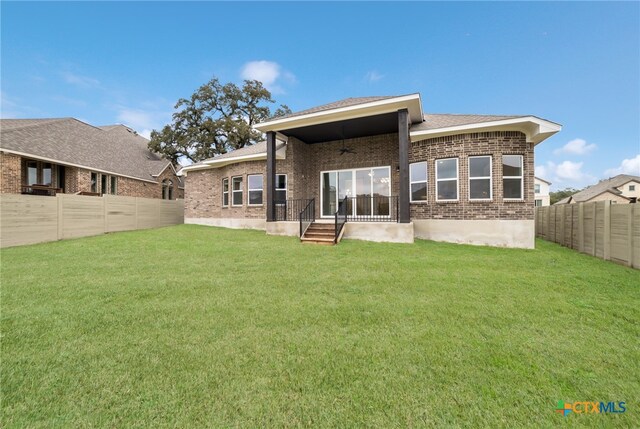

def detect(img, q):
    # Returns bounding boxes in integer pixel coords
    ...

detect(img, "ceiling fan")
[337,125,356,155]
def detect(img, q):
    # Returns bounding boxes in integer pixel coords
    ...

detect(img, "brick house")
[181,94,561,248]
[0,118,183,199]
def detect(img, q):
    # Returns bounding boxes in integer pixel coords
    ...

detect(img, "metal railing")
[334,196,348,243]
[299,198,315,237]
[21,185,61,196]
[340,195,399,222]
[275,198,314,222]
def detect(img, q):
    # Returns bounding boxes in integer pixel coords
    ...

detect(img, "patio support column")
[266,131,276,222]
[398,109,410,223]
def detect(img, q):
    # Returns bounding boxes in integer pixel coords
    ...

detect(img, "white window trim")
[276,174,287,202]
[231,176,243,207]
[468,155,492,201]
[247,174,264,206]
[435,158,459,202]
[503,155,524,201]
[222,178,229,207]
[319,166,392,218]
[409,161,428,203]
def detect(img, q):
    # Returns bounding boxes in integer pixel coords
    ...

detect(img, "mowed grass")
[1,225,639,428]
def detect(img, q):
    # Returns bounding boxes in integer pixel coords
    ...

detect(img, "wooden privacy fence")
[535,201,639,269]
[0,194,184,248]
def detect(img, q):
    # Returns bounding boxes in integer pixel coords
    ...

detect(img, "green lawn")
[2,225,638,428]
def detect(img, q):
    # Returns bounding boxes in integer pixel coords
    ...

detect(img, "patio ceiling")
[279,112,399,144]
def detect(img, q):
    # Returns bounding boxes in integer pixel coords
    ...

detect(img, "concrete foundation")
[266,221,299,237]
[344,222,414,243]
[413,219,535,249]
[185,217,266,230]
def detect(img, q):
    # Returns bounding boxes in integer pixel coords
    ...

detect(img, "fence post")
[57,194,63,240]
[578,203,584,253]
[628,204,635,268]
[592,202,597,256]
[603,200,611,261]
[103,195,108,233]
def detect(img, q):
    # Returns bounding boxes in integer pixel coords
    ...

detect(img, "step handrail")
[299,198,315,237]
[334,196,348,243]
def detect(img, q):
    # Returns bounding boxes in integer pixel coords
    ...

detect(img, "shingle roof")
[275,96,402,120]
[411,113,526,131]
[555,174,640,204]
[0,118,178,184]
[188,140,287,169]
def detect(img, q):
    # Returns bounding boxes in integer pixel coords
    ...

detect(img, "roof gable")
[0,118,174,183]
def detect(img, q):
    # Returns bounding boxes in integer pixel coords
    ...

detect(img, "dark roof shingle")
[0,118,176,183]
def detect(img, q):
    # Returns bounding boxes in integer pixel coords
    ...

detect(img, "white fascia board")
[0,148,158,184]
[409,116,562,145]
[179,147,286,175]
[254,94,423,132]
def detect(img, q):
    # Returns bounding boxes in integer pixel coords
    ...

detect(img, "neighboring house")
[534,176,551,206]
[181,93,561,248]
[554,174,640,205]
[0,118,183,199]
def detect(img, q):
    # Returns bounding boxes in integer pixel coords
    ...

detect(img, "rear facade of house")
[182,94,561,248]
[0,118,183,199]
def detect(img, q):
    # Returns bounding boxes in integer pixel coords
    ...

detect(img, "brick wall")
[185,159,292,219]
[0,152,21,193]
[409,131,534,220]
[0,153,183,199]
[184,131,535,222]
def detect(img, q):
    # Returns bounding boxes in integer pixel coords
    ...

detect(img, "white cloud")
[364,70,384,83]
[538,160,596,189]
[604,154,640,177]
[553,138,596,156]
[240,60,295,94]
[115,106,171,138]
[60,71,101,89]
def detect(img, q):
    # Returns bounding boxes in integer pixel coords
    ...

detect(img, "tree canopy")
[148,78,291,164]
[550,187,582,205]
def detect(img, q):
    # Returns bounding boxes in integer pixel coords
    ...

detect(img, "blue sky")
[2,1,639,189]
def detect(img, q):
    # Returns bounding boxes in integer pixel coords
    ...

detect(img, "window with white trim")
[276,174,287,201]
[222,178,229,207]
[469,156,492,200]
[630,185,636,191]
[232,176,243,206]
[503,155,523,200]
[248,174,263,206]
[410,162,428,202]
[534,183,541,194]
[436,158,458,201]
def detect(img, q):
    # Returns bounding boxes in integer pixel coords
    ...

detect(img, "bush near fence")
[0,194,184,248]
[535,201,639,269]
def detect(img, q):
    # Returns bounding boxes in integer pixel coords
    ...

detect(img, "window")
[503,155,523,200]
[232,176,243,206]
[162,179,174,200]
[630,185,636,191]
[436,158,458,201]
[27,161,38,186]
[222,178,229,207]
[91,172,98,193]
[276,174,287,201]
[534,183,541,194]
[410,162,428,202]
[321,167,391,217]
[42,163,52,186]
[535,199,542,207]
[469,156,492,200]
[110,176,117,195]
[101,174,108,195]
[248,174,263,206]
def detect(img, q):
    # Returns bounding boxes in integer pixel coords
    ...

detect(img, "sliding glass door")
[321,166,390,217]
